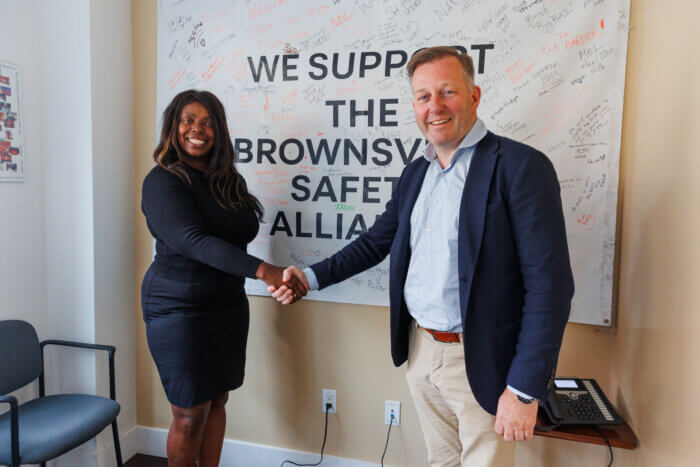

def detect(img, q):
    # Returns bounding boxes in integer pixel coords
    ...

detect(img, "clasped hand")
[265,265,308,305]
[256,263,308,303]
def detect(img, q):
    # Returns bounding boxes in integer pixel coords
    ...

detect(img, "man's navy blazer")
[310,131,575,415]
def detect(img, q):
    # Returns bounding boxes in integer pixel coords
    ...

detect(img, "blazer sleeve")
[310,168,405,289]
[504,150,575,400]
[142,168,262,278]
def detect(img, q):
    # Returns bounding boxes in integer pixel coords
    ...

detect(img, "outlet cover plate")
[322,389,336,414]
[385,400,400,425]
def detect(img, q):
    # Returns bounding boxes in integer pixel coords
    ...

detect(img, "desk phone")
[540,378,622,426]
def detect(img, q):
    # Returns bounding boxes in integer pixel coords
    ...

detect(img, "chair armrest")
[39,340,117,401]
[0,394,19,466]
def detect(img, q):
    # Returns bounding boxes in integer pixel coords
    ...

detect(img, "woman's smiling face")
[177,101,215,160]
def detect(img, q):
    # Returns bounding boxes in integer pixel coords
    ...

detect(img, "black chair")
[0,320,123,467]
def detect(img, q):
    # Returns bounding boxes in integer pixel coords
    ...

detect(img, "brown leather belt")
[421,326,461,343]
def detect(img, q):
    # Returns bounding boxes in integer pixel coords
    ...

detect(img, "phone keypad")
[568,394,601,421]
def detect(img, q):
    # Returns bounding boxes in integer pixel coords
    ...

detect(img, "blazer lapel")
[458,132,499,289]
[393,160,429,271]
[402,161,429,224]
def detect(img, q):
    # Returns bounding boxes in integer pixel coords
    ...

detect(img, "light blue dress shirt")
[303,118,532,399]
[402,118,487,332]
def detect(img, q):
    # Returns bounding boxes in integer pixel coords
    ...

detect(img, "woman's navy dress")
[141,164,261,408]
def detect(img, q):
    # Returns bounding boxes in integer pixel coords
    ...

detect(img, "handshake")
[255,262,309,305]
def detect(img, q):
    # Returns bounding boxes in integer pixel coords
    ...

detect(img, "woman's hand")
[255,262,308,302]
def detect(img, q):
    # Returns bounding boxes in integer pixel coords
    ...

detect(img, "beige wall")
[133,1,700,465]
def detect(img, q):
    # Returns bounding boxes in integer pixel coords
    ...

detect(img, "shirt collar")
[423,117,488,166]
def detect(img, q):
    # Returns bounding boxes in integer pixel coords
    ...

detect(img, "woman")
[141,89,306,466]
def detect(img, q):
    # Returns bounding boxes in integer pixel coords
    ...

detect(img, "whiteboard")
[157,0,631,326]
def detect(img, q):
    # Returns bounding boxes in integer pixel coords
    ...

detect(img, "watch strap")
[517,395,535,404]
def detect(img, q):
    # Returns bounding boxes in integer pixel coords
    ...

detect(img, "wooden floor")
[124,454,168,467]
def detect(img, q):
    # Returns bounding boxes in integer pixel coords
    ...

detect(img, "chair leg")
[111,420,123,467]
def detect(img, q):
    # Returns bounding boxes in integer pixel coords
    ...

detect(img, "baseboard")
[97,426,139,467]
[135,426,384,467]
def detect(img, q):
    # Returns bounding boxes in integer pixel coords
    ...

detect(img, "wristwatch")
[517,395,535,404]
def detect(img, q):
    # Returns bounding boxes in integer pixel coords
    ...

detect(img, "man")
[270,46,574,466]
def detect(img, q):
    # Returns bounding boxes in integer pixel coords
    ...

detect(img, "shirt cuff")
[507,385,534,400]
[303,267,320,291]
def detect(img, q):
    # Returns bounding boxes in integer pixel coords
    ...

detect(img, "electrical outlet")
[385,400,400,425]
[322,389,336,414]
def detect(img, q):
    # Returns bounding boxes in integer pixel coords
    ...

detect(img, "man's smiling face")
[411,56,481,160]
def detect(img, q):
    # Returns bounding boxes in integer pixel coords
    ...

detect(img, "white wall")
[90,0,138,462]
[0,0,48,406]
[40,0,96,384]
[0,1,137,465]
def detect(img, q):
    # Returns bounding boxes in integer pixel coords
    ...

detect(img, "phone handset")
[535,390,565,432]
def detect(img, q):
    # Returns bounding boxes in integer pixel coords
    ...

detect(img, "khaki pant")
[406,322,515,467]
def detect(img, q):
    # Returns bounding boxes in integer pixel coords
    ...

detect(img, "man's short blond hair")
[407,46,475,88]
